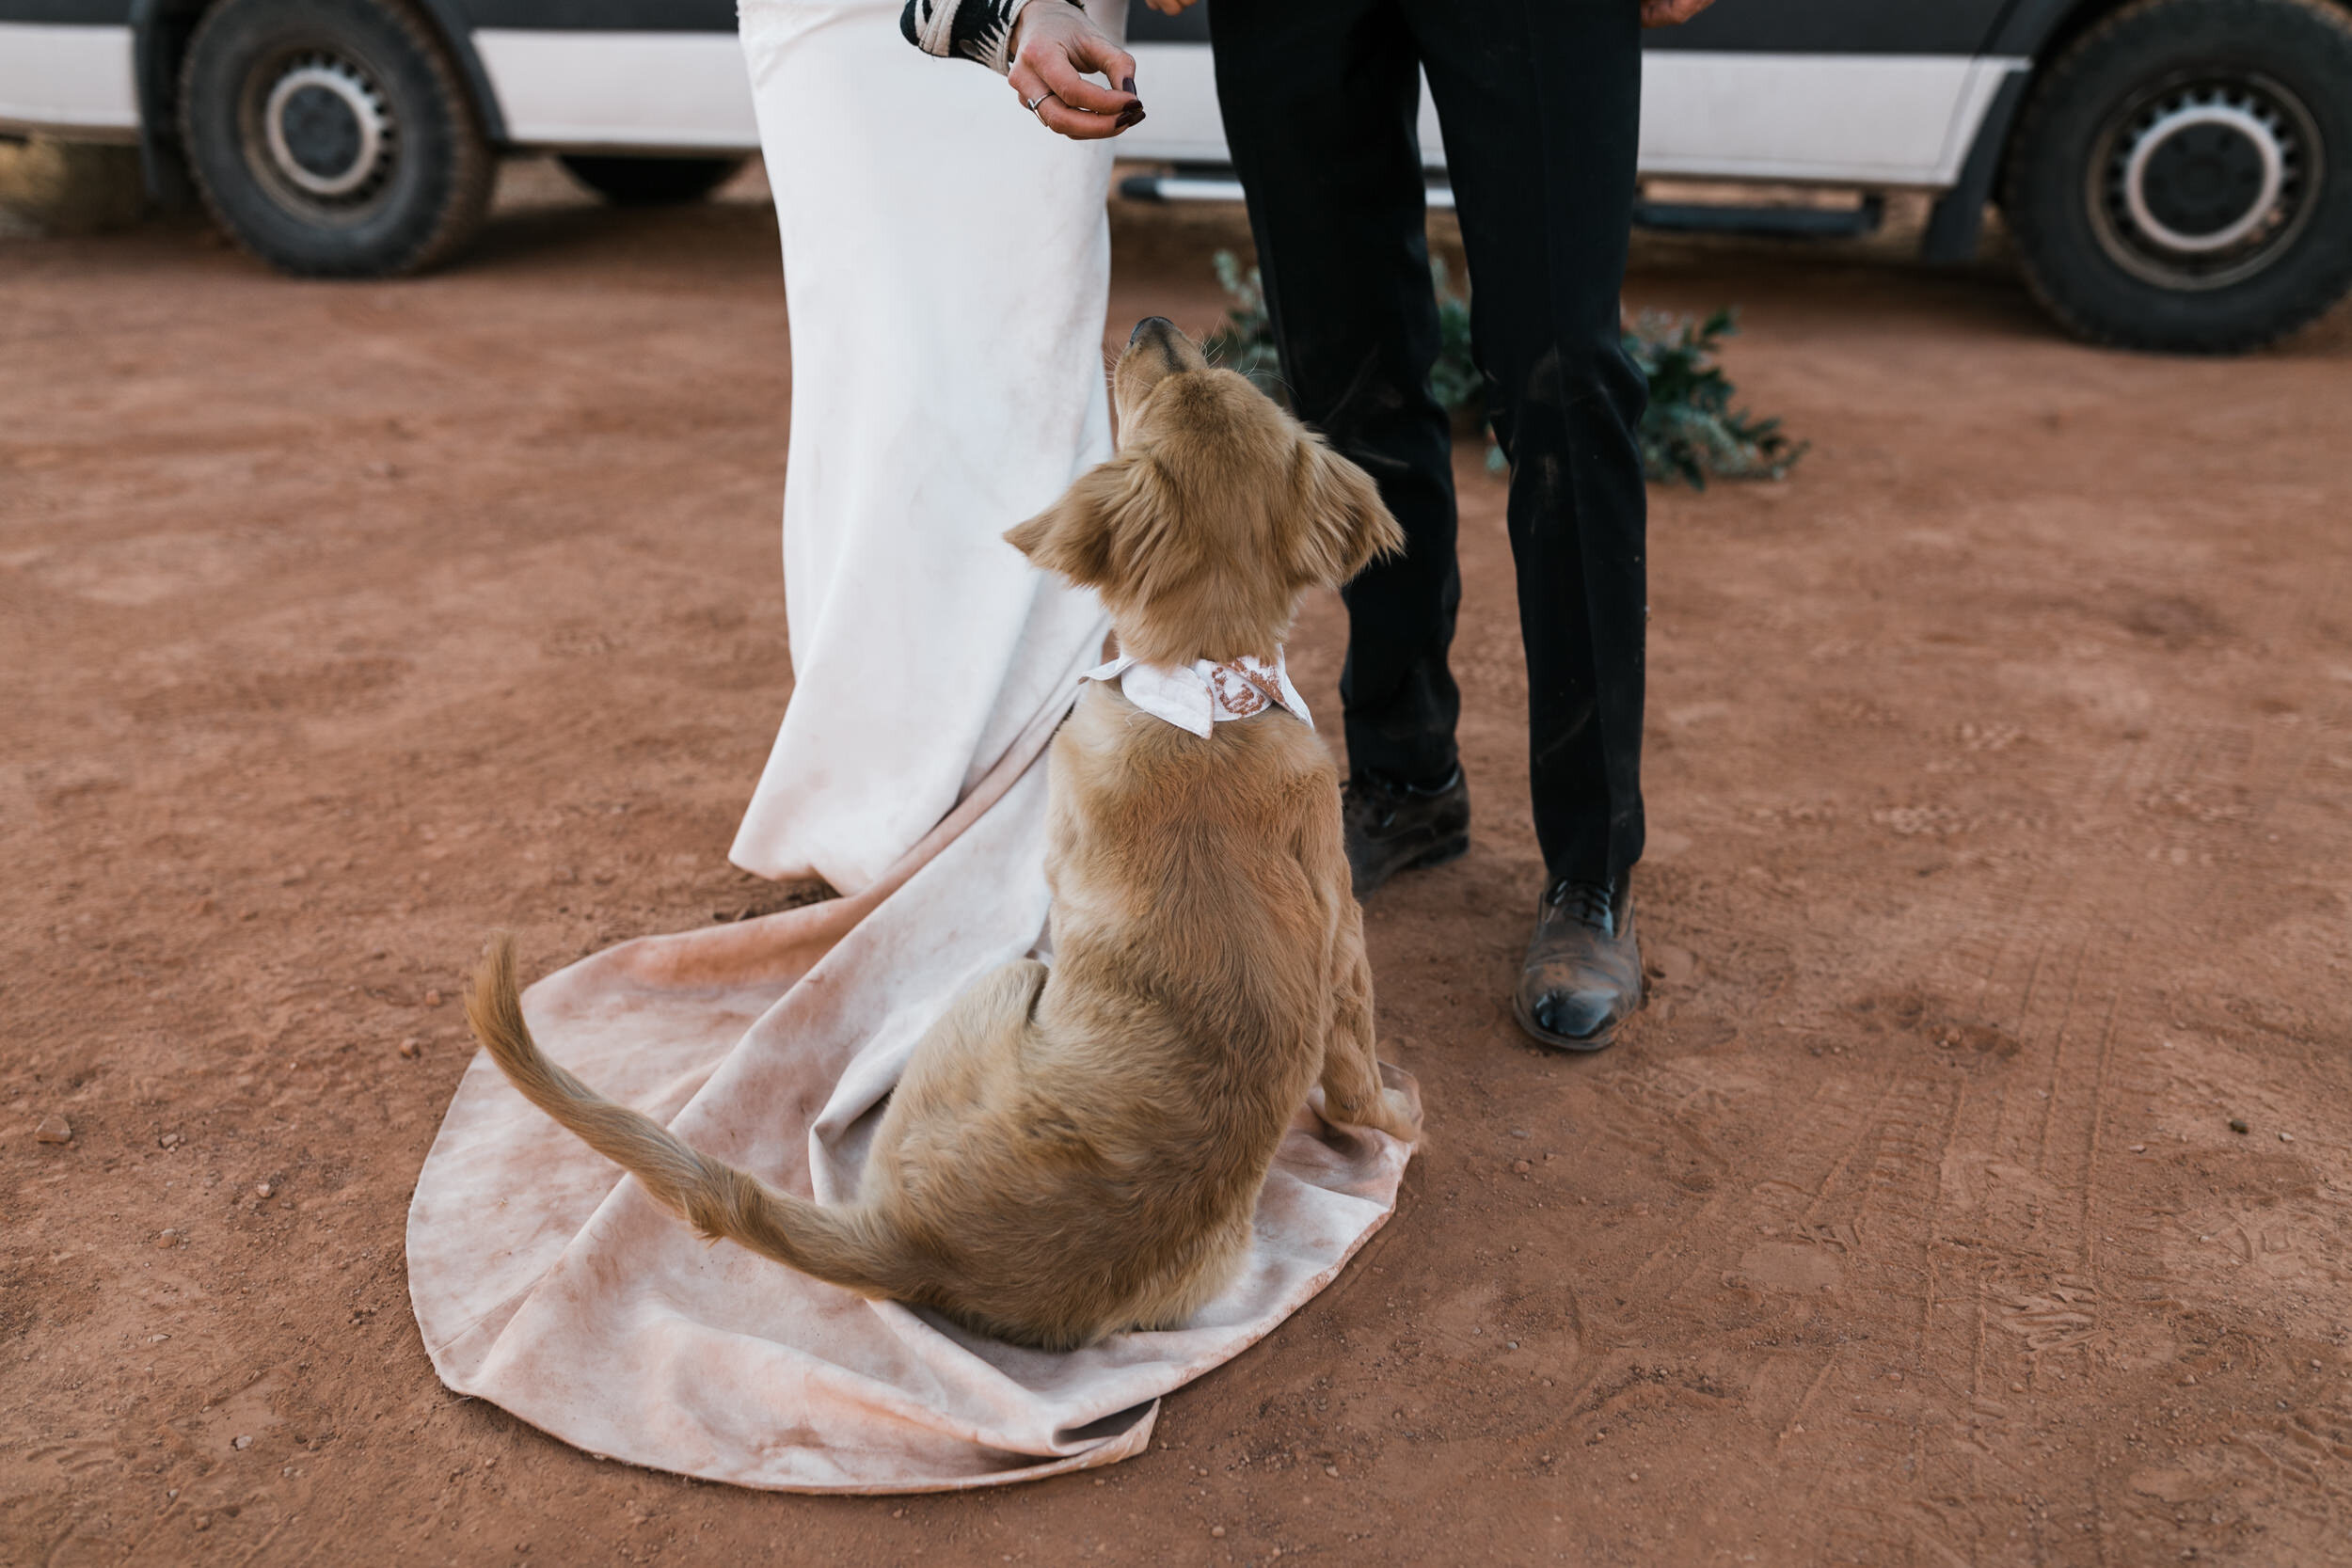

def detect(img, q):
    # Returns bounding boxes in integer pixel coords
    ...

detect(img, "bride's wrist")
[1009,0,1086,55]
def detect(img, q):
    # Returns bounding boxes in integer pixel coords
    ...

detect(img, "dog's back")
[1041,685,1342,1153]
[1041,681,1339,1062]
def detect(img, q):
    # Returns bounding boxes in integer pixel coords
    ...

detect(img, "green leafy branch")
[1203,249,1804,490]
[1616,306,1806,489]
[1200,250,1285,394]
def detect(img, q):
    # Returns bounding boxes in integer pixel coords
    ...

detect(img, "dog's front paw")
[1369,1085,1422,1143]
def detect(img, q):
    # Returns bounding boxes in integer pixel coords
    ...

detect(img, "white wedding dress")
[403,0,1418,1493]
[727,0,1119,894]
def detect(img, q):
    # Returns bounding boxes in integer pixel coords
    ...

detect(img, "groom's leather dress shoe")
[1515,878,1643,1052]
[1343,768,1470,899]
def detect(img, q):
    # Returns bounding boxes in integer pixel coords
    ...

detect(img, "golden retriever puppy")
[466,317,1417,1350]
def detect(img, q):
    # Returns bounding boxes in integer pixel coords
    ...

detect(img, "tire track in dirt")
[1949,722,2198,1565]
[1797,1069,1970,1566]
[1930,721,2213,1555]
[1591,714,2227,1564]
[1970,674,2352,1560]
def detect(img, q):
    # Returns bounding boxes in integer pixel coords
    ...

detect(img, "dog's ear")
[1286,436,1405,587]
[1005,456,1145,588]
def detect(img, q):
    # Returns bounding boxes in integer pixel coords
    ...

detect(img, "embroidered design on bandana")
[1082,651,1313,738]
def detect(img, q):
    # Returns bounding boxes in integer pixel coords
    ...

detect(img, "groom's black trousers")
[1209,0,1649,890]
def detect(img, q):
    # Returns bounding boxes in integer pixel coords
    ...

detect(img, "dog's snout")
[1109,317,1209,436]
[1118,317,1207,387]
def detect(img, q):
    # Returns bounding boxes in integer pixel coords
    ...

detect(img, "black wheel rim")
[237,45,400,222]
[2087,71,2322,292]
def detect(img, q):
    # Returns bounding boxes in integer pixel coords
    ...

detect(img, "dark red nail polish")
[1121,75,1137,96]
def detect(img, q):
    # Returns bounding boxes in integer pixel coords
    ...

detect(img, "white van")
[4,0,2347,349]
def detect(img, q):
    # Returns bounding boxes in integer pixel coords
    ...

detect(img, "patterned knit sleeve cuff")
[901,0,1083,74]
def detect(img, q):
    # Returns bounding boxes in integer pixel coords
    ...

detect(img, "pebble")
[153,1229,181,1249]
[2279,1132,2294,1143]
[1513,1160,1532,1175]
[158,1132,182,1148]
[1324,1465,1339,1478]
[255,1183,273,1199]
[35,1117,72,1145]
[2229,1118,2249,1134]
[1210,1526,1225,1538]
[398,1038,421,1059]
[422,990,444,1008]
[232,1434,252,1450]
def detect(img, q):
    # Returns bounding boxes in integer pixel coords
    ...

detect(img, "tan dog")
[466,317,1417,1350]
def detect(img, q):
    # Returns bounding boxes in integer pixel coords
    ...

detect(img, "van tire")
[2002,0,2352,352]
[180,0,493,276]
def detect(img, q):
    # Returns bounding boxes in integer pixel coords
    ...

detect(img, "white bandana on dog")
[1082,650,1312,738]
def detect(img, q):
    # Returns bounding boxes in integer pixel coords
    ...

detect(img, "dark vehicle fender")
[1920,0,2118,262]
[1984,0,2108,55]
[132,0,507,199]
[1919,66,2028,263]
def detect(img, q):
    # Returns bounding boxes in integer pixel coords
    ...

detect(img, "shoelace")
[1544,879,1618,932]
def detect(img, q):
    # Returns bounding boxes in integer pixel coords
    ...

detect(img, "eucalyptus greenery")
[1200,250,1284,393]
[1201,249,1804,490]
[1616,307,1807,488]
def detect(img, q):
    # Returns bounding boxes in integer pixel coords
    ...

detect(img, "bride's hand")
[1008,3,1144,140]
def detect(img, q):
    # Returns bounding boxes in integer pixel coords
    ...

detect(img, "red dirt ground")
[5,159,2351,1567]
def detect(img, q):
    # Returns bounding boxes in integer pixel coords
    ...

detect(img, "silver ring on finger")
[1028,90,1057,123]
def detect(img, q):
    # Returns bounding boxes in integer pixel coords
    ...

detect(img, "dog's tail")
[464,934,911,1298]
